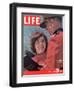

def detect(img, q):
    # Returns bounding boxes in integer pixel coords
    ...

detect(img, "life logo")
[23,16,40,26]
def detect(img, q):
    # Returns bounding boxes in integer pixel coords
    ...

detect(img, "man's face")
[46,18,61,35]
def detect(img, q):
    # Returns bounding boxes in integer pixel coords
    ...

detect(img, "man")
[40,16,63,70]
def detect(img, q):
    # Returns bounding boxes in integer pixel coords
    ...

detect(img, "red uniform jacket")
[43,31,63,70]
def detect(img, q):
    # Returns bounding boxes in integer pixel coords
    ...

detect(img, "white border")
[16,7,70,83]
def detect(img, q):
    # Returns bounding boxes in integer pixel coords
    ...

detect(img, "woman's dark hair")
[31,32,48,54]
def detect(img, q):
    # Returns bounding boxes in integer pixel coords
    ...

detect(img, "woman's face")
[34,36,46,54]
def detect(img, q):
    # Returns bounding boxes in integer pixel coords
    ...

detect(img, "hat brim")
[40,22,46,28]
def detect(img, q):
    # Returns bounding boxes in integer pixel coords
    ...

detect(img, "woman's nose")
[39,42,43,46]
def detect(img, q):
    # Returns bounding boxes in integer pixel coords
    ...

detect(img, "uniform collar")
[53,28,63,35]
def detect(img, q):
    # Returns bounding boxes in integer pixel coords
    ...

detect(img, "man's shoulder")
[50,32,63,40]
[48,32,63,47]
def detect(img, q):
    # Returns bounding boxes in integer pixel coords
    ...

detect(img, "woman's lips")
[38,46,44,50]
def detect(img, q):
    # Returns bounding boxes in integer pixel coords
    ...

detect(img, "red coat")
[32,53,46,66]
[43,31,63,70]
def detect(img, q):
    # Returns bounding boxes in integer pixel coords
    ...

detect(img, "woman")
[31,32,48,70]
[24,31,48,72]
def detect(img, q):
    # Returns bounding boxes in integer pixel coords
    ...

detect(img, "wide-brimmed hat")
[40,16,62,28]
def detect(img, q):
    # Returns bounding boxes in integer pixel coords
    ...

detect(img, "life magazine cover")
[22,13,63,75]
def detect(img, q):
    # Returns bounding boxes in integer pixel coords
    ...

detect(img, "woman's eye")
[36,41,39,45]
[42,40,44,42]
[42,39,45,43]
